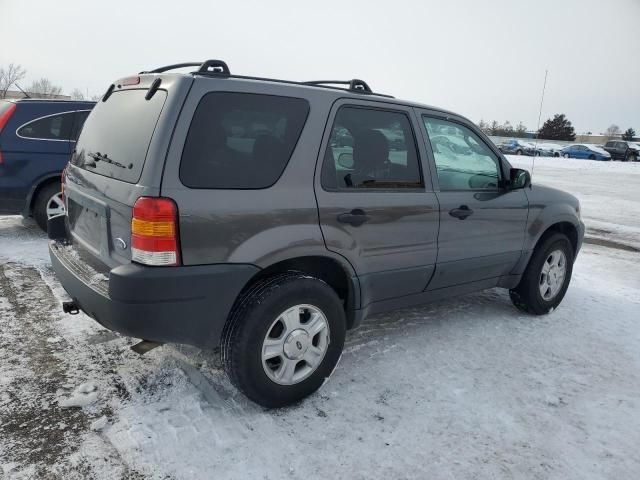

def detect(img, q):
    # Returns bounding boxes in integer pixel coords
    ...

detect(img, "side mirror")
[337,152,354,169]
[509,167,531,189]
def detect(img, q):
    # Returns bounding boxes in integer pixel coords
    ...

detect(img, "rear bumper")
[49,241,259,349]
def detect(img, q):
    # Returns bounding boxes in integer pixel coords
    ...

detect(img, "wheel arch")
[23,173,61,216]
[536,221,579,256]
[239,255,360,330]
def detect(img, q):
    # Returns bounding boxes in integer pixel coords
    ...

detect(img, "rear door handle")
[449,205,473,220]
[337,208,370,227]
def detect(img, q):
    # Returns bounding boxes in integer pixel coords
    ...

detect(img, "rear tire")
[516,149,523,155]
[33,182,64,232]
[509,233,574,315]
[221,272,346,408]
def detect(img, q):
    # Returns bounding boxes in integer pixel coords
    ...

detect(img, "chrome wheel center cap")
[283,329,310,360]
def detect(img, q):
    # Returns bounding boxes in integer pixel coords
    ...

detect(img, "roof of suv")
[134,59,461,120]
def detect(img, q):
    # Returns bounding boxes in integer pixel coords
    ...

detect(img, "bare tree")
[0,63,27,98]
[70,88,85,100]
[604,124,621,140]
[90,94,102,101]
[27,77,63,98]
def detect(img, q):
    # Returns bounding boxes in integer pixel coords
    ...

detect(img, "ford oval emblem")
[115,238,127,250]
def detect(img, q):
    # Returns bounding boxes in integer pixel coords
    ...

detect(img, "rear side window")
[321,106,423,190]
[71,110,91,141]
[180,92,309,189]
[71,89,167,184]
[17,112,75,140]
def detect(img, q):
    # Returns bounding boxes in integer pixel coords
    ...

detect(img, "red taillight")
[131,197,181,266]
[0,103,17,165]
[0,103,16,132]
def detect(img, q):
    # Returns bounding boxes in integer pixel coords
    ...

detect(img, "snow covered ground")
[1,158,639,479]
[508,155,640,250]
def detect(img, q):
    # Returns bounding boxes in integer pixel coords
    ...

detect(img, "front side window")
[321,106,422,189]
[180,92,309,189]
[423,117,501,190]
[18,112,75,140]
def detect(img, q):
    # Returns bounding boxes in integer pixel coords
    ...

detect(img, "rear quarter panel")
[160,78,339,270]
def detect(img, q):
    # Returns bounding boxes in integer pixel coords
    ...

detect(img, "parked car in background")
[560,144,611,161]
[534,142,563,157]
[0,98,95,230]
[49,60,584,408]
[498,139,535,156]
[602,140,639,162]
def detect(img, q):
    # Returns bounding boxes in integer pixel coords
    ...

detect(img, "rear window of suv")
[180,92,309,189]
[71,89,167,183]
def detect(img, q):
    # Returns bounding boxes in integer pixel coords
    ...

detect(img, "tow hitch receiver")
[131,340,164,355]
[62,301,80,315]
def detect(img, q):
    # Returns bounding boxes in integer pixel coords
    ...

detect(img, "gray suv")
[49,60,585,407]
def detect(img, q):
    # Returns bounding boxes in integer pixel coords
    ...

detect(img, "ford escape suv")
[0,98,94,230]
[49,60,584,407]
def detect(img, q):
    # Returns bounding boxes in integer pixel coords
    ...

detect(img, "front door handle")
[449,205,473,220]
[337,208,370,227]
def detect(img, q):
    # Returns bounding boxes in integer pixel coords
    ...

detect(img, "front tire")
[516,149,523,155]
[221,272,346,408]
[627,153,637,162]
[563,153,570,158]
[33,182,65,232]
[509,233,574,315]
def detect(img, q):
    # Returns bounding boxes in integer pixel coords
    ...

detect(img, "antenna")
[531,69,548,181]
[14,82,30,98]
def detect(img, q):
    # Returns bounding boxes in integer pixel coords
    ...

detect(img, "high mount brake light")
[119,76,141,86]
[131,197,181,266]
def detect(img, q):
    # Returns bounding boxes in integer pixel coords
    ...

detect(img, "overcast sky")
[2,0,638,134]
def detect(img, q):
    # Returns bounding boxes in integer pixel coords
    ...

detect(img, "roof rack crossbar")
[142,62,202,74]
[141,59,231,75]
[303,79,372,93]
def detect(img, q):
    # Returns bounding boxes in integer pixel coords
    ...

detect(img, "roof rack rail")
[141,59,231,75]
[303,79,372,93]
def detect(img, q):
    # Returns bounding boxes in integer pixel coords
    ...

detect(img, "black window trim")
[15,109,93,143]
[320,103,426,193]
[420,112,509,193]
[179,91,311,191]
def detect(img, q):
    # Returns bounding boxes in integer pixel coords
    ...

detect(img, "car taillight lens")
[0,103,17,165]
[131,197,181,266]
[0,103,16,132]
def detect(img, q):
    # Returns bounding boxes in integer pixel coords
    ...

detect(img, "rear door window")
[71,89,167,183]
[321,106,423,189]
[180,92,309,189]
[17,112,75,140]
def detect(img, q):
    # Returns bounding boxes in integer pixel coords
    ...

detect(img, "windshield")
[71,89,167,183]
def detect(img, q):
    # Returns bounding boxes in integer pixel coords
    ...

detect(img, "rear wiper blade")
[88,151,129,169]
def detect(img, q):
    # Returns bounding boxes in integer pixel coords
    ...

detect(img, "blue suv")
[0,98,94,230]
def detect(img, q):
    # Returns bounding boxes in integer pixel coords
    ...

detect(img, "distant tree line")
[478,120,528,138]
[479,113,636,142]
[0,62,100,100]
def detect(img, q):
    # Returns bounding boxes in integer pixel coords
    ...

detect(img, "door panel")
[315,101,439,307]
[418,111,529,289]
